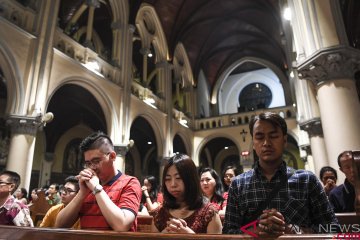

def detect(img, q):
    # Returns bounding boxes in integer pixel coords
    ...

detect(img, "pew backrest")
[28,190,52,226]
[0,225,340,240]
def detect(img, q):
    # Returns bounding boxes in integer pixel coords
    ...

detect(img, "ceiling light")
[283,7,291,21]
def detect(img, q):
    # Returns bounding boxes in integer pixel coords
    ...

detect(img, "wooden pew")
[28,190,52,226]
[137,215,153,232]
[0,225,339,240]
[335,213,360,225]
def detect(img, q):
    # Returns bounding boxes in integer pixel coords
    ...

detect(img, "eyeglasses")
[83,152,110,168]
[60,188,77,195]
[0,181,13,186]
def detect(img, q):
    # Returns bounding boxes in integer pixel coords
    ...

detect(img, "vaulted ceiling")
[130,0,289,90]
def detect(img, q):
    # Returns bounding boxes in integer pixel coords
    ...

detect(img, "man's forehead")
[64,182,75,189]
[253,120,281,132]
[0,174,9,180]
[340,154,352,162]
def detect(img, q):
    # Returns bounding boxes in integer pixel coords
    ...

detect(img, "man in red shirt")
[55,132,141,231]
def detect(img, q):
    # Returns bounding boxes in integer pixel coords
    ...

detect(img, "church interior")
[0,0,359,194]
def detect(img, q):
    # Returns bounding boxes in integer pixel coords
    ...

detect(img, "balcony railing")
[194,106,296,131]
[0,0,36,33]
[53,28,120,83]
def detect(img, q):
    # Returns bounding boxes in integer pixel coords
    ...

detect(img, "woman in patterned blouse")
[150,153,222,234]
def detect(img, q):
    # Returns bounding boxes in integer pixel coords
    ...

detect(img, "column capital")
[299,144,312,162]
[299,118,323,137]
[6,115,42,136]
[114,140,134,157]
[297,46,360,86]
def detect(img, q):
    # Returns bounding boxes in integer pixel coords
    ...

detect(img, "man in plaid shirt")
[223,112,338,236]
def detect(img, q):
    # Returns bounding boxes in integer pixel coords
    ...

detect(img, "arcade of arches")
[0,0,360,191]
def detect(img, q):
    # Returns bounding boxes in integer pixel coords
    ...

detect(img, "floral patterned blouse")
[151,202,217,233]
[0,196,33,226]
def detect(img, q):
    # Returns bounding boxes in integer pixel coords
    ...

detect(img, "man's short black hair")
[319,166,338,180]
[64,175,80,192]
[249,112,287,136]
[337,151,352,168]
[79,131,114,156]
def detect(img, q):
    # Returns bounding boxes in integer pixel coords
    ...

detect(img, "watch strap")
[92,184,103,195]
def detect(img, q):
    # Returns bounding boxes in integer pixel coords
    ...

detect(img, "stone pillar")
[299,118,328,174]
[140,48,150,85]
[290,1,360,182]
[39,152,55,187]
[114,144,131,172]
[6,115,41,190]
[298,47,360,183]
[157,61,173,157]
[64,3,87,35]
[84,0,100,49]
[30,0,60,115]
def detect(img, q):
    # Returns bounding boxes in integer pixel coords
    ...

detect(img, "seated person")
[55,132,141,231]
[141,175,163,212]
[222,165,241,193]
[319,166,337,196]
[221,165,241,213]
[199,168,225,211]
[40,176,80,228]
[46,183,61,205]
[223,112,338,235]
[150,153,222,234]
[27,188,38,207]
[0,170,33,226]
[15,187,28,204]
[329,151,355,213]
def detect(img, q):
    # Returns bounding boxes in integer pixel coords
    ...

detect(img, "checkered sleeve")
[222,178,243,234]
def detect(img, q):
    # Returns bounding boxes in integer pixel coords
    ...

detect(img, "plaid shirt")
[223,161,338,234]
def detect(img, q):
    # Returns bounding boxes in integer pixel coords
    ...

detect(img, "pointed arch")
[211,57,291,112]
[0,40,24,114]
[136,3,169,61]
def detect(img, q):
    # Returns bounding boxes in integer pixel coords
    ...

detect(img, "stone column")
[114,144,132,172]
[140,48,150,85]
[83,0,99,49]
[39,152,55,187]
[290,1,360,182]
[299,118,328,174]
[298,47,360,183]
[6,115,41,190]
[157,61,173,155]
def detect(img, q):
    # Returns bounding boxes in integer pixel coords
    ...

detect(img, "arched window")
[239,83,272,112]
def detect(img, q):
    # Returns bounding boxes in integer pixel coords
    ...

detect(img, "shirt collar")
[254,160,288,179]
[105,170,122,186]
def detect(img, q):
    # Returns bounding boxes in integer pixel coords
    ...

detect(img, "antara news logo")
[240,221,360,239]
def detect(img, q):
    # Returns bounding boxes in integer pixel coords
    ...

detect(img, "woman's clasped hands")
[165,218,194,234]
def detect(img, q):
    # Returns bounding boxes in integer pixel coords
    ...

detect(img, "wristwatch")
[92,184,103,195]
